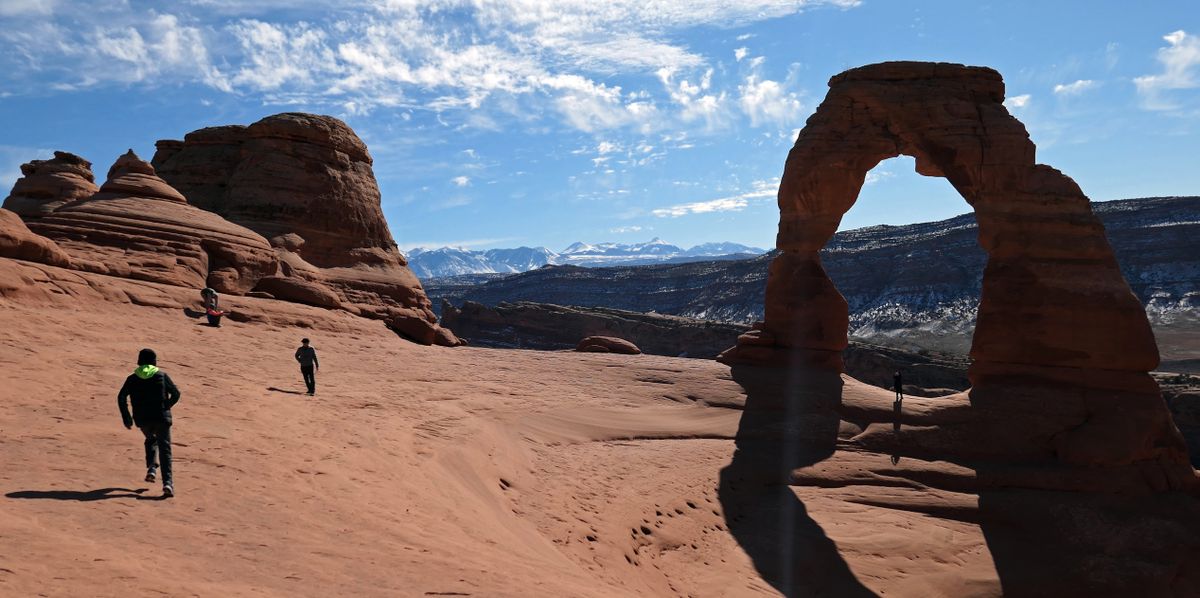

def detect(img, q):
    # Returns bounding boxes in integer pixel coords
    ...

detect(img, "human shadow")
[182,307,205,319]
[267,387,305,395]
[719,363,876,597]
[6,487,154,501]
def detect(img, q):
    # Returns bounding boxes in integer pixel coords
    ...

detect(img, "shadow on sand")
[719,364,875,597]
[6,487,164,501]
[267,387,306,395]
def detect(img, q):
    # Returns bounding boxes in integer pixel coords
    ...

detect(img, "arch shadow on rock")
[719,363,875,597]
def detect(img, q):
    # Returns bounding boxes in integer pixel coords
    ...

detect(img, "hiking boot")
[163,484,174,498]
[145,468,157,483]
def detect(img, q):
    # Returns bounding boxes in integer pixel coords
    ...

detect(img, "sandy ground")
[0,280,1026,597]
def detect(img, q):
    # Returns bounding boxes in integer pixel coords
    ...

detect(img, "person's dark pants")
[139,421,172,486]
[301,365,316,394]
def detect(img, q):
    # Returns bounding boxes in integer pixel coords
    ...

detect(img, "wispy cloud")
[1004,93,1031,109]
[399,236,523,251]
[652,178,777,217]
[451,175,471,187]
[610,225,649,233]
[1053,79,1097,96]
[864,170,894,185]
[0,1,860,133]
[1135,30,1200,111]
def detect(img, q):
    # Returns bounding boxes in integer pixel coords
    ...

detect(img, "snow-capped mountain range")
[405,238,766,278]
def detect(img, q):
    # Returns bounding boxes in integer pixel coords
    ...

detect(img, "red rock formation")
[1,151,98,218]
[153,113,458,346]
[718,62,1194,485]
[23,150,278,293]
[0,208,71,267]
[576,335,642,355]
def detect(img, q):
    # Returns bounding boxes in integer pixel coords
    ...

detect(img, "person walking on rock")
[117,348,181,498]
[893,370,904,406]
[295,338,319,396]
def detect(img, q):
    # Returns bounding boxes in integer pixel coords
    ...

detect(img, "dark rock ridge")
[441,300,748,358]
[439,299,970,395]
[151,113,458,346]
[426,196,1199,360]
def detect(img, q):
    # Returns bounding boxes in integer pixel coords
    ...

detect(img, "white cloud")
[1134,30,1200,111]
[734,47,748,62]
[451,175,471,187]
[0,1,862,131]
[653,178,777,217]
[864,170,894,185]
[739,75,802,126]
[1004,93,1031,109]
[1052,79,1096,96]
[610,225,648,233]
[0,0,57,17]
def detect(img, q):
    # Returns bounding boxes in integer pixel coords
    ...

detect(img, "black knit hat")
[137,348,157,366]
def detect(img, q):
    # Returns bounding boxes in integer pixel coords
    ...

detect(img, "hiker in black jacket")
[118,348,181,498]
[295,338,319,396]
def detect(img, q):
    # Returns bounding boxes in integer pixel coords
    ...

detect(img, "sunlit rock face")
[153,113,459,346]
[18,150,277,293]
[2,151,99,218]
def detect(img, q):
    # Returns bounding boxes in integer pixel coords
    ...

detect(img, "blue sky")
[1,1,1197,252]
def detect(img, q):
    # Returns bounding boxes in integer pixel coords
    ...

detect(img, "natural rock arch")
[721,62,1192,475]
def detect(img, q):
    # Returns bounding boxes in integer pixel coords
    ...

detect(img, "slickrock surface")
[2,257,1198,596]
[153,113,457,346]
[1,151,98,218]
[719,62,1193,486]
[21,151,278,293]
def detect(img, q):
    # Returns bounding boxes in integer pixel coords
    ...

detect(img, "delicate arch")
[722,62,1158,382]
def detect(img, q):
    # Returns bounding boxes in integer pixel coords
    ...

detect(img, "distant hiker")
[295,338,319,396]
[117,348,181,498]
[893,370,904,405]
[200,287,219,311]
[205,307,224,327]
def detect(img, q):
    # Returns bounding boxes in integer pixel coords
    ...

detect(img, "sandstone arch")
[721,62,1192,475]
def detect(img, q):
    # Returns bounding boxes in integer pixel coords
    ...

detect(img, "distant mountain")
[406,239,767,278]
[425,197,1200,366]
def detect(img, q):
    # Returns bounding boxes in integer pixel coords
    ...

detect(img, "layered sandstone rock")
[718,62,1194,488]
[153,113,458,346]
[1,151,98,218]
[0,208,71,267]
[24,150,277,293]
